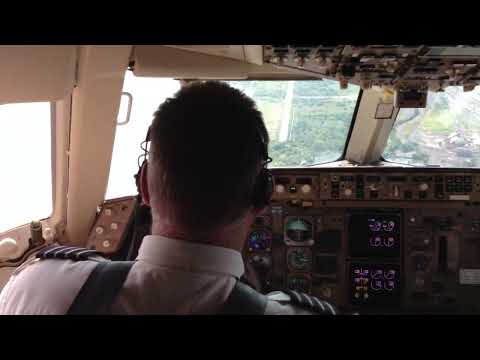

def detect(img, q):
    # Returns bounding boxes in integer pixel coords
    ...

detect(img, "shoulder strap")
[218,280,268,315]
[67,261,135,315]
[284,289,338,315]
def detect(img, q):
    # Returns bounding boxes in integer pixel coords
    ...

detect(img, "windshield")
[225,80,361,167]
[384,87,480,167]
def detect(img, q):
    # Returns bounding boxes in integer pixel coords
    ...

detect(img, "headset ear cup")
[135,160,148,201]
[140,161,151,206]
[253,168,273,209]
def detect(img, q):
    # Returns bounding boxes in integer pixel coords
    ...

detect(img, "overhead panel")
[263,45,480,93]
[0,46,76,103]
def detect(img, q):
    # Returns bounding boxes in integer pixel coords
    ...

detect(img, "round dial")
[301,184,312,194]
[419,183,429,191]
[285,218,313,242]
[287,247,312,271]
[249,254,272,270]
[247,230,272,251]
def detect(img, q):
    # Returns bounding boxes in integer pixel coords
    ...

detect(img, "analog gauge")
[286,274,311,293]
[285,218,313,242]
[287,247,312,271]
[248,254,272,270]
[247,230,272,251]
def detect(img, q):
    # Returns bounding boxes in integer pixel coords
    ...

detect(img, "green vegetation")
[227,80,360,167]
[420,112,454,134]
[384,87,480,168]
[230,81,480,168]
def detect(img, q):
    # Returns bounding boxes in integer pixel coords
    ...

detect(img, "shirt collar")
[136,235,245,279]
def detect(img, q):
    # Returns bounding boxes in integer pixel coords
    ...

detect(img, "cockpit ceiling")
[0,46,76,103]
[131,45,317,80]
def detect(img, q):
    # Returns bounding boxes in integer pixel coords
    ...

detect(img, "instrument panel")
[245,167,480,314]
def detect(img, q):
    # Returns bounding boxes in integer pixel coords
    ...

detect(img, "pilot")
[0,81,336,315]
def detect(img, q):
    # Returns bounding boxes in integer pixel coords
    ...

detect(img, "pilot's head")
[140,81,270,246]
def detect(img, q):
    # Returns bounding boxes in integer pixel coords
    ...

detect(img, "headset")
[252,125,274,209]
[134,122,274,209]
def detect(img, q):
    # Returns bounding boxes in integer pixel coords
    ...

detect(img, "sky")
[0,102,51,233]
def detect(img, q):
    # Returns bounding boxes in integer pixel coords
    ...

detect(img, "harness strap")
[218,280,268,315]
[67,261,134,315]
[65,260,267,315]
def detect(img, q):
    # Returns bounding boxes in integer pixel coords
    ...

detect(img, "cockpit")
[2,45,480,314]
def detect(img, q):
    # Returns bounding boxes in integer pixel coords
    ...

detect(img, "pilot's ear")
[139,162,151,207]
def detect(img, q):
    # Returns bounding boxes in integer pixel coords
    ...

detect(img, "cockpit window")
[0,102,52,233]
[225,80,361,167]
[384,87,480,167]
[106,72,181,199]
[106,76,361,199]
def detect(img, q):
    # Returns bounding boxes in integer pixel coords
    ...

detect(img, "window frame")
[337,89,364,162]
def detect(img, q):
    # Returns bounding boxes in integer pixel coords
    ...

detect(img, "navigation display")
[348,213,401,257]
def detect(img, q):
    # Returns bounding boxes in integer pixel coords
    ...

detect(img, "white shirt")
[0,236,316,315]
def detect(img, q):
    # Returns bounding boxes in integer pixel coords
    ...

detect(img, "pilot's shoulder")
[0,246,101,315]
[264,290,337,315]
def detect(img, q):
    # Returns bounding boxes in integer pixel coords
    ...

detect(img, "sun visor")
[132,45,317,80]
[0,46,76,103]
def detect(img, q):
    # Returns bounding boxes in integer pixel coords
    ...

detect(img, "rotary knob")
[301,184,312,194]
[275,184,285,194]
[0,238,21,261]
[95,226,105,235]
[344,188,353,197]
[419,183,429,191]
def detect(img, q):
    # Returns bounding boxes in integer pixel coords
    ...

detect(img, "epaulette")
[268,290,337,315]
[36,245,104,262]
